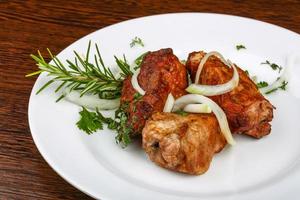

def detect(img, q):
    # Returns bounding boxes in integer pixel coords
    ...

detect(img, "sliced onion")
[64,90,120,110]
[172,94,235,145]
[187,59,239,96]
[183,103,212,113]
[131,68,145,95]
[163,93,175,112]
[194,51,230,84]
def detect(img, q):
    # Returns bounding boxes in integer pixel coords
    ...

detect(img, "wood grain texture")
[0,0,299,199]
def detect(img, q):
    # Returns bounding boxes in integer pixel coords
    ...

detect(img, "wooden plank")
[0,0,299,199]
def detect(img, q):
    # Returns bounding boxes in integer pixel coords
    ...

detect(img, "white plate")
[28,13,300,200]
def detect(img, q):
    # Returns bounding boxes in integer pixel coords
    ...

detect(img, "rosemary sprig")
[133,52,148,70]
[28,41,149,147]
[27,41,133,101]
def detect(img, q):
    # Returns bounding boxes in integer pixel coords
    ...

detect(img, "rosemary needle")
[27,41,133,101]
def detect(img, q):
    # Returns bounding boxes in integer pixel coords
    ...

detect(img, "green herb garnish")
[76,107,114,134]
[76,104,133,147]
[134,52,148,70]
[236,44,246,50]
[132,92,143,113]
[279,80,288,90]
[261,60,283,73]
[28,41,143,148]
[133,92,142,100]
[265,80,288,94]
[265,88,278,94]
[27,41,133,101]
[245,70,249,76]
[113,102,133,147]
[174,110,188,116]
[256,81,269,88]
[130,37,144,48]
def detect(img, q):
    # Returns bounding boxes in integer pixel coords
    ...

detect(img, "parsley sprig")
[77,107,113,134]
[256,81,269,88]
[76,105,133,147]
[236,44,246,50]
[27,41,133,101]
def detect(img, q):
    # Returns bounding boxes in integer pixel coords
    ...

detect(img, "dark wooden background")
[0,0,299,199]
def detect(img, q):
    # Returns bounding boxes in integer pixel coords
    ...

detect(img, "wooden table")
[1,0,299,199]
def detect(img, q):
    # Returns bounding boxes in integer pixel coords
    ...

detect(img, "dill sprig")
[113,102,132,147]
[261,60,283,73]
[265,80,288,94]
[27,41,133,101]
[130,36,144,48]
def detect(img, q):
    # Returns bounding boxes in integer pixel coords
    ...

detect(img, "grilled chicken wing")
[186,51,274,138]
[142,113,226,175]
[121,48,187,134]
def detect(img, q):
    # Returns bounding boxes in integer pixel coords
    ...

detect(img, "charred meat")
[120,48,188,134]
[186,51,274,138]
[142,113,226,175]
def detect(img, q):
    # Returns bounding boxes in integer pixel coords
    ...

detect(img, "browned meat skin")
[121,49,187,134]
[186,51,274,138]
[142,113,226,175]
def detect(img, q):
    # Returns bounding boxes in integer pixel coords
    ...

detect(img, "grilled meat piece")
[186,51,274,138]
[121,48,187,134]
[142,113,226,175]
